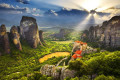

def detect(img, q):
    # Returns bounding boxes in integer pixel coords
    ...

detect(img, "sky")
[0,0,120,30]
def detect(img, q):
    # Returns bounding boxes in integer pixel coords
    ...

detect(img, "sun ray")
[75,14,92,30]
[93,13,103,24]
[93,13,99,24]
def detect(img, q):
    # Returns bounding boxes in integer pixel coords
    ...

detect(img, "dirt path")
[39,52,70,63]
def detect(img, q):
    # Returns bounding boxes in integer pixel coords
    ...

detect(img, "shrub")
[39,75,53,80]
[64,76,89,80]
[64,77,71,80]
[86,52,120,76]
[94,75,116,80]
[68,59,89,76]
[70,77,79,80]
[79,75,89,80]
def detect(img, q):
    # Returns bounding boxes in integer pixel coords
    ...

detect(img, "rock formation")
[40,64,76,80]
[20,16,42,48]
[10,26,22,51]
[0,24,10,54]
[81,16,120,48]
[17,26,20,34]
[39,30,45,44]
[60,67,76,80]
[50,28,73,40]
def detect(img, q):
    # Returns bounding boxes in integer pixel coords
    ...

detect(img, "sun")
[81,0,100,12]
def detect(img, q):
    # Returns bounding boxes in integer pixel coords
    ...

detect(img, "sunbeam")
[93,13,100,24]
[39,0,120,13]
[75,14,92,30]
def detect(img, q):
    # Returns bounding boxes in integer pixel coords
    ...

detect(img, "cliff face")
[81,16,120,48]
[40,64,76,80]
[0,24,10,54]
[0,16,45,55]
[50,28,73,40]
[10,26,22,51]
[20,16,42,48]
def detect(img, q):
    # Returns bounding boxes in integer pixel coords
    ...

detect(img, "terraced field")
[39,52,70,63]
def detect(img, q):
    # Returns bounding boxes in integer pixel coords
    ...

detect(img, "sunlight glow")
[96,0,120,12]
[39,0,120,13]
[81,0,100,11]
[93,13,103,24]
[75,14,92,30]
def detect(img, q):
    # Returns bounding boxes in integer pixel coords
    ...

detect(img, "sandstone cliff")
[50,28,73,40]
[10,26,22,51]
[20,16,42,48]
[0,16,45,54]
[81,16,120,48]
[0,24,10,54]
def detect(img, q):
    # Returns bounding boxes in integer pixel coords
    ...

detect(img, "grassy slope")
[0,41,72,80]
[0,39,120,80]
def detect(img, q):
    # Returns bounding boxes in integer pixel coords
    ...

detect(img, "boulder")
[51,66,62,80]
[60,67,76,80]
[20,16,42,48]
[40,64,55,76]
[10,26,22,51]
[0,24,10,54]
[40,64,76,80]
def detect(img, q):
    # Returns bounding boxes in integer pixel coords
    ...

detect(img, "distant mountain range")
[1,8,111,31]
[44,8,88,16]
[44,8,110,17]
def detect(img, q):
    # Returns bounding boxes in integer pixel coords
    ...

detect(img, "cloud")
[100,9,120,20]
[32,14,43,16]
[25,7,44,16]
[0,3,14,8]
[38,0,120,11]
[16,0,30,4]
[0,3,27,14]
[47,10,58,16]
[0,3,44,16]
[31,8,44,16]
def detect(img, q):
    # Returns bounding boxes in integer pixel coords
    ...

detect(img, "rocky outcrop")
[10,26,22,51]
[17,26,20,34]
[60,67,76,80]
[82,46,97,54]
[81,16,120,48]
[40,64,62,80]
[0,24,10,54]
[39,30,45,44]
[50,28,73,40]
[20,16,42,48]
[40,64,76,80]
